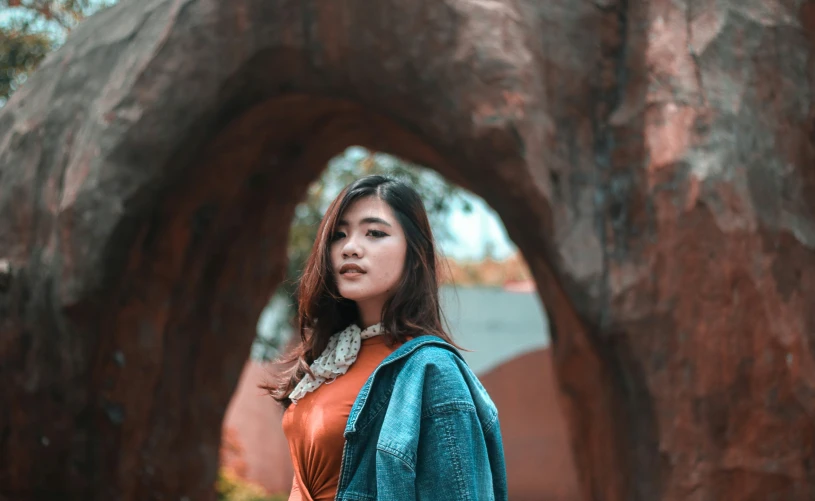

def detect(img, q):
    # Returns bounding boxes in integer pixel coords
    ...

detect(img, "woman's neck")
[355,301,383,330]
[358,317,381,330]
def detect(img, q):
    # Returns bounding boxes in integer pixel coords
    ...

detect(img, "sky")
[439,194,516,261]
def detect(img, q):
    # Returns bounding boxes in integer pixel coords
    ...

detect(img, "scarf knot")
[288,322,383,403]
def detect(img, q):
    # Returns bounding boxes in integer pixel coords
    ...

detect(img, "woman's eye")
[368,230,387,238]
[331,231,346,241]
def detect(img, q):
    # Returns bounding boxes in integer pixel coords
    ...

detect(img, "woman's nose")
[342,235,362,258]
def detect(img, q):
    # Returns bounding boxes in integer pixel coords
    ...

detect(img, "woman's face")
[330,196,408,317]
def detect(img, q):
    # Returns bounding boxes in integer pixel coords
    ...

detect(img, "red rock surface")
[0,0,813,500]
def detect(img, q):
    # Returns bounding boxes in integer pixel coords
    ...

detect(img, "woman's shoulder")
[393,335,465,371]
[389,337,481,403]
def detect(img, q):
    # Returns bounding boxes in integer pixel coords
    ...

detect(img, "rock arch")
[1,0,813,500]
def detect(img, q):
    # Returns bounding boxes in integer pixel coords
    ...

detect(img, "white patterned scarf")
[288,322,384,404]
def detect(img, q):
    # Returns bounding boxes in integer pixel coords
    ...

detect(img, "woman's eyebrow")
[337,217,392,227]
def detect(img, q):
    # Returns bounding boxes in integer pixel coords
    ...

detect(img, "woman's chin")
[337,287,362,300]
[338,288,377,303]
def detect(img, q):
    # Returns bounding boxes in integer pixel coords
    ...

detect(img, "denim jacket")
[335,335,508,501]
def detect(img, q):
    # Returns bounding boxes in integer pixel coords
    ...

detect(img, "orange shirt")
[282,336,399,501]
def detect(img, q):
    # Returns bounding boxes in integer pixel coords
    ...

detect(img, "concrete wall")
[221,362,293,495]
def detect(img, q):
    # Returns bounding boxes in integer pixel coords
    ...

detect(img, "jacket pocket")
[375,444,417,500]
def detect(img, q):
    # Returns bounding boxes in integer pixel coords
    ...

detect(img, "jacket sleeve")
[375,348,506,501]
[413,400,501,501]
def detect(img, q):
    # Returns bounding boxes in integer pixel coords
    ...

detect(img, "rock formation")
[1,0,813,499]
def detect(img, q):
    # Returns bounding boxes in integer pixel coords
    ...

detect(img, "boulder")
[0,0,812,499]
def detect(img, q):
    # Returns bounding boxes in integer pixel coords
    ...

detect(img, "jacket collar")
[345,335,461,434]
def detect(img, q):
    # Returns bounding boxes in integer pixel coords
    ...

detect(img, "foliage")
[251,147,471,360]
[215,467,287,501]
[0,0,113,102]
[217,427,286,501]
[2,0,103,31]
[0,19,50,102]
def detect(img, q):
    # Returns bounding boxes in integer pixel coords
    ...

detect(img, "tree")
[0,1,113,103]
[1,18,50,102]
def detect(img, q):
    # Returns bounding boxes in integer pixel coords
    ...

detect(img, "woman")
[265,175,507,501]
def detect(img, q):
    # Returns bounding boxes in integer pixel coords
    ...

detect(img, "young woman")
[265,175,507,501]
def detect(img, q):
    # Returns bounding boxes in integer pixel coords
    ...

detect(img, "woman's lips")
[339,263,366,274]
[340,271,365,278]
[339,263,366,279]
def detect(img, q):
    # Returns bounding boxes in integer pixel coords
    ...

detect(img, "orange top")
[282,336,399,501]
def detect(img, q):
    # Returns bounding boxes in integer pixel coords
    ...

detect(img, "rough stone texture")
[0,0,813,500]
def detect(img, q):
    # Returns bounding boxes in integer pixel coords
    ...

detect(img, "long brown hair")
[263,175,457,405]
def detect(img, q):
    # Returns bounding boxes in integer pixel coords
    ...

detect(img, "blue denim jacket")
[335,335,508,501]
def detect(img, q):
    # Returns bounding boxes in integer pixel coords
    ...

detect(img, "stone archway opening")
[1,81,630,501]
[83,92,623,501]
[0,2,647,499]
[221,143,583,500]
[141,88,630,501]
